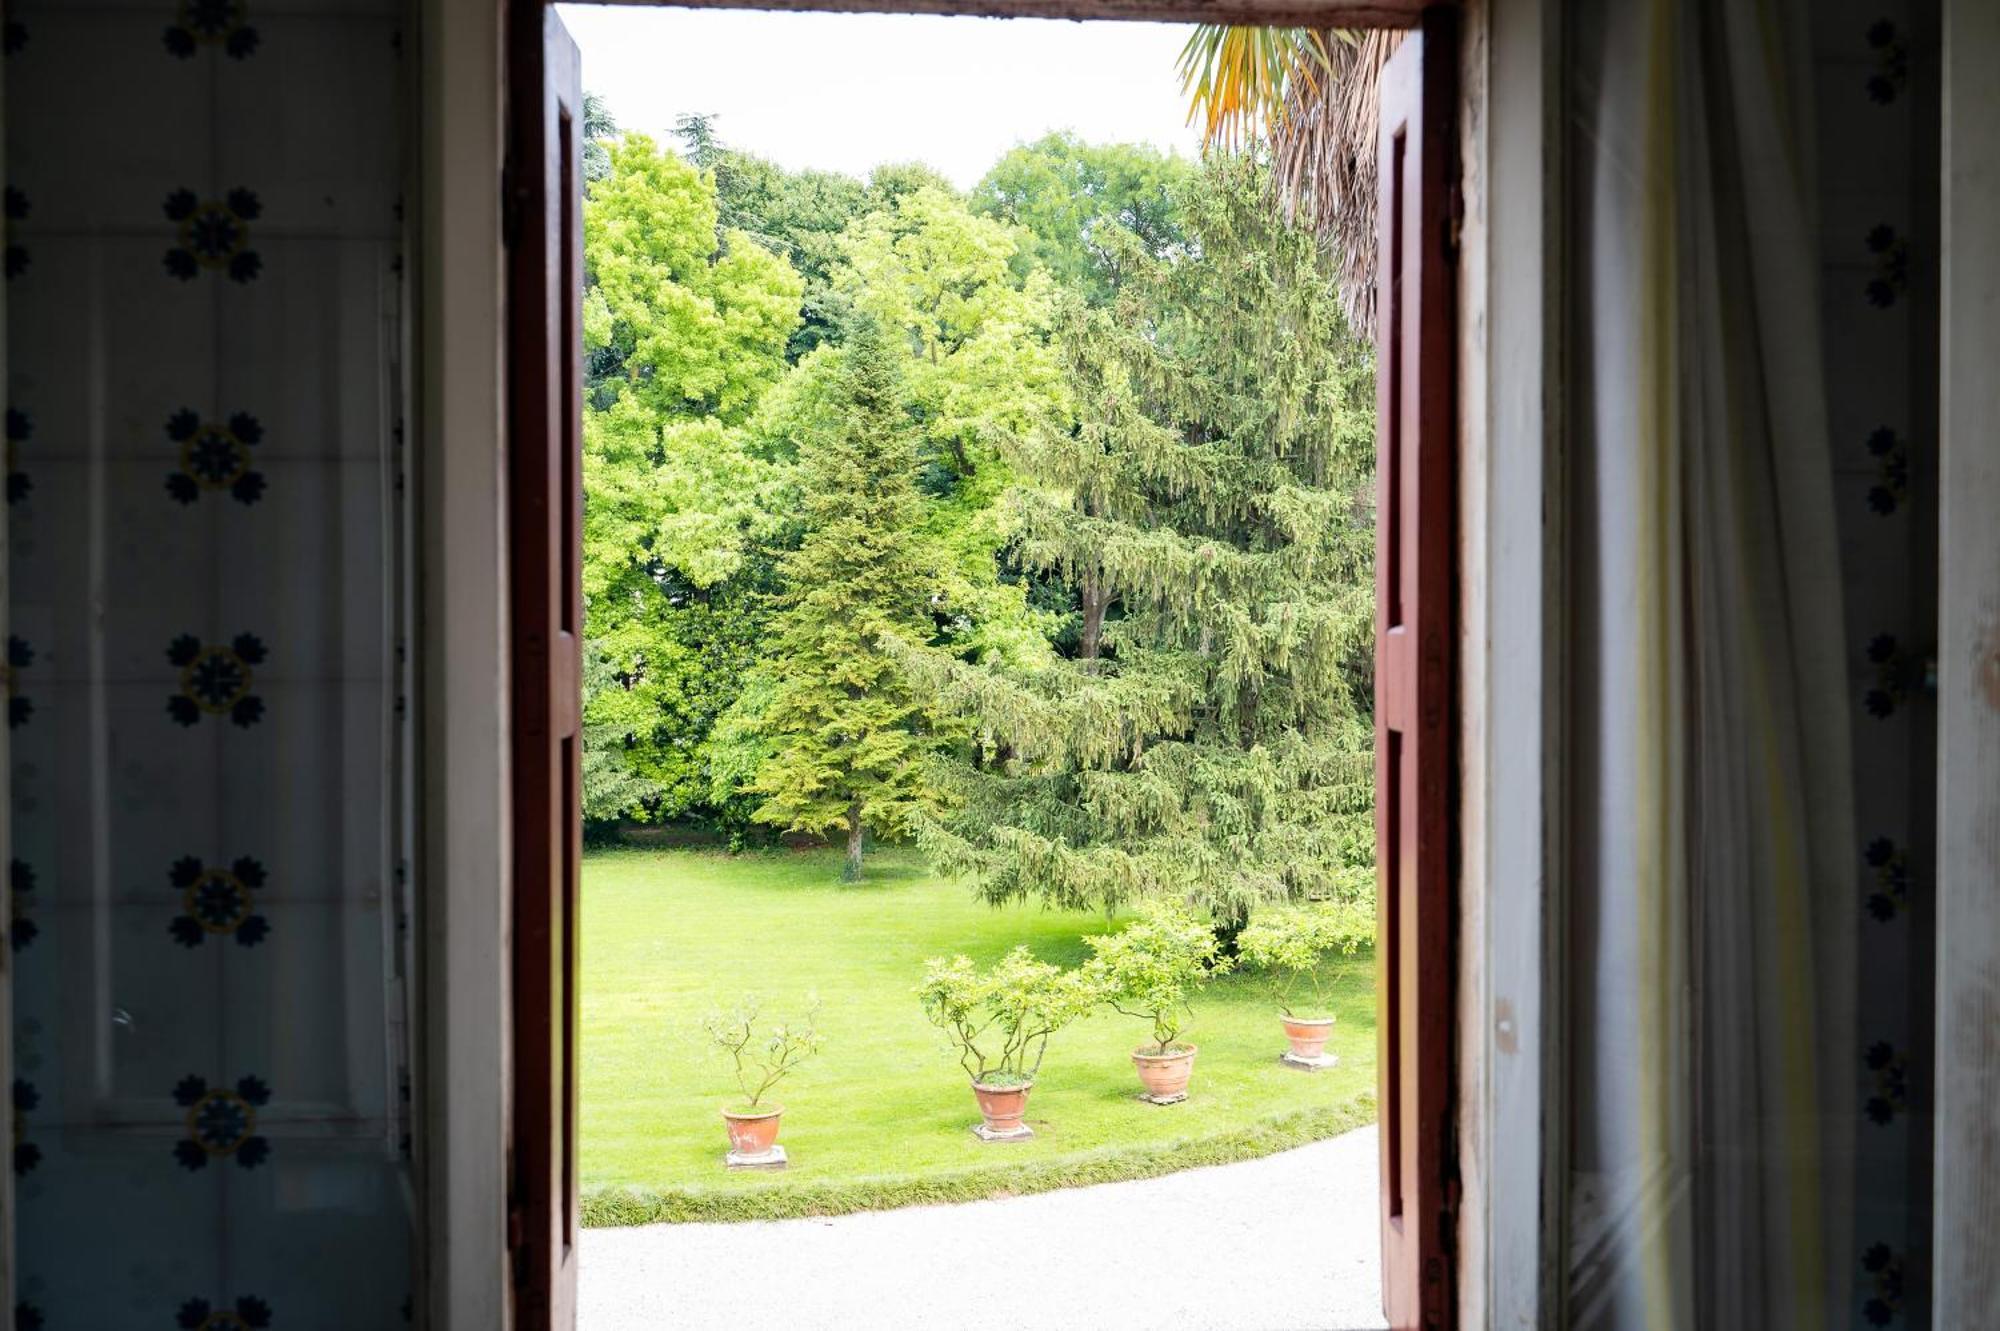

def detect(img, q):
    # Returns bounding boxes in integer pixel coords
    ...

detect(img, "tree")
[833,185,1065,668]
[972,133,1194,305]
[743,321,951,880]
[580,133,804,826]
[907,157,1377,923]
[584,132,804,423]
[669,119,872,361]
[582,91,619,183]
[1176,27,1398,333]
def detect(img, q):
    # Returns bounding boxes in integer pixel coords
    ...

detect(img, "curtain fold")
[1566,1,1857,1326]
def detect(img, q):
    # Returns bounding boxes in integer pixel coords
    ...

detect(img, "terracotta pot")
[970,1081,1034,1138]
[1280,1015,1336,1061]
[1131,1043,1198,1102]
[720,1104,783,1157]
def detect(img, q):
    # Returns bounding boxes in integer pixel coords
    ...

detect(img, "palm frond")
[1178,26,1401,337]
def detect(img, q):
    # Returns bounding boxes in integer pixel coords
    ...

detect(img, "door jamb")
[412,4,1556,1329]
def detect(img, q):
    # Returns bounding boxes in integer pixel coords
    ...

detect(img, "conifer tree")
[745,320,951,880]
[907,158,1377,923]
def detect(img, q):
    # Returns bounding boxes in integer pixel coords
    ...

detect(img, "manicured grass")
[580,847,1377,1225]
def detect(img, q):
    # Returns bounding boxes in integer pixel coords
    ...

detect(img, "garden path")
[579,1122,1386,1330]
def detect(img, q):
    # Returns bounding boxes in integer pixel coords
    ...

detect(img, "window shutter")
[507,6,584,1327]
[1374,10,1458,1330]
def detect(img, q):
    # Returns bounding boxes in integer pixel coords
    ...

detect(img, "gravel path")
[580,1122,1387,1331]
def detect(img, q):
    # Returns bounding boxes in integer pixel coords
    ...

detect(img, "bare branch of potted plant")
[916,946,1096,1141]
[1239,901,1371,1070]
[1083,899,1228,1105]
[701,994,823,1169]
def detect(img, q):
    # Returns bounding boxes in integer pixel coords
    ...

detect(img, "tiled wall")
[1818,1,1939,1325]
[4,0,416,1323]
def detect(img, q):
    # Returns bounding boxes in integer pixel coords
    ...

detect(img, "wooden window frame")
[455,4,1519,1330]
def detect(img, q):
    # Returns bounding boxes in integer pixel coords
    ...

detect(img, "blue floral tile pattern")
[4,187,26,281]
[1866,427,1908,515]
[163,189,261,284]
[166,633,266,728]
[5,407,27,505]
[168,855,268,947]
[1864,837,1910,922]
[9,859,35,952]
[1865,634,1918,719]
[6,636,32,729]
[11,1080,38,1177]
[177,1295,273,1329]
[166,410,266,505]
[1865,1042,1910,1126]
[1867,21,1910,105]
[172,1075,271,1170]
[1866,225,1910,308]
[1863,1241,1906,1324]
[165,0,260,60]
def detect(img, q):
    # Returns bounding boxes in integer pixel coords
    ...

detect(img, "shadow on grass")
[582,1092,1375,1227]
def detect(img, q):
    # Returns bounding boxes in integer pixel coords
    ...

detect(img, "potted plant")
[700,995,822,1169]
[1084,899,1227,1104]
[1239,901,1371,1069]
[917,946,1095,1141]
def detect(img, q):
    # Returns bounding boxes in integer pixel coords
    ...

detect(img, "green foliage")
[973,132,1194,304]
[742,322,953,879]
[834,185,1065,666]
[1084,899,1226,1054]
[916,945,1098,1086]
[672,117,874,360]
[582,91,618,183]
[575,122,1376,911]
[701,994,824,1110]
[584,132,804,422]
[1238,902,1372,1017]
[580,131,806,825]
[911,155,1377,920]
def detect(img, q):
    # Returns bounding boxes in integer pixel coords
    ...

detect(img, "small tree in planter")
[1083,899,1228,1104]
[701,995,822,1168]
[1239,901,1371,1069]
[917,946,1096,1141]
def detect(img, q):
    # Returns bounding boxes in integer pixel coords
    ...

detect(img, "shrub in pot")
[1083,900,1227,1104]
[1239,901,1371,1069]
[917,946,1095,1141]
[700,995,822,1168]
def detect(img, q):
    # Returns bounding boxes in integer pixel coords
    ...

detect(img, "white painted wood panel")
[1934,0,2000,1321]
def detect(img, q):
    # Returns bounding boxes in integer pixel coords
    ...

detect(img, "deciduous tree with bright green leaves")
[973,132,1194,305]
[742,320,955,880]
[580,132,805,827]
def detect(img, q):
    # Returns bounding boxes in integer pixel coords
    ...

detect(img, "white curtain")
[1565,0,1857,1326]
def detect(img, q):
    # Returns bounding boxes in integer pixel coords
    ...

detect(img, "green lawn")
[581,846,1377,1225]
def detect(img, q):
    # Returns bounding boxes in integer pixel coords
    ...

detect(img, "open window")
[499,5,1463,1328]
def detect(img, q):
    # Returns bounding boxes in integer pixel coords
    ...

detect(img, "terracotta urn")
[970,1080,1034,1140]
[1131,1044,1198,1103]
[1280,1015,1337,1062]
[720,1104,784,1158]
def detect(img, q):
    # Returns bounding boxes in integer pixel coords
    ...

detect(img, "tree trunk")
[1080,569,1109,665]
[843,802,864,883]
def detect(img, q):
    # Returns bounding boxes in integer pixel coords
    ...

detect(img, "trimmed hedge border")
[582,1091,1375,1227]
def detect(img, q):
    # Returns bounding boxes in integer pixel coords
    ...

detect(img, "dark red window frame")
[499,4,1460,1328]
[506,6,585,1326]
[1374,9,1459,1330]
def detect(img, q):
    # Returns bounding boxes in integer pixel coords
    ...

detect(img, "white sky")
[555,5,1203,189]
